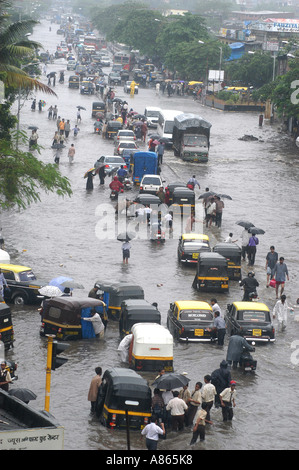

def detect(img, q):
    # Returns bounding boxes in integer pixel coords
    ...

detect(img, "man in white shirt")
[82,311,104,338]
[141,415,165,450]
[211,298,222,317]
[166,390,188,431]
[201,375,216,421]
[220,380,236,421]
[273,294,292,331]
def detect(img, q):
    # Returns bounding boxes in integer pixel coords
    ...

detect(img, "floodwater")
[3,20,299,450]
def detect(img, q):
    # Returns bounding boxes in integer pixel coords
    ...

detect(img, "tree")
[0,131,72,210]
[225,52,273,88]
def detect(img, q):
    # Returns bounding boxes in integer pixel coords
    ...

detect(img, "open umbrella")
[248,227,265,235]
[76,106,86,110]
[236,220,255,229]
[95,112,105,119]
[84,168,95,178]
[8,388,37,403]
[198,191,216,199]
[152,373,190,390]
[113,98,123,103]
[148,134,160,140]
[38,285,63,297]
[51,143,65,149]
[158,137,170,144]
[49,276,84,290]
[60,280,84,289]
[28,126,38,130]
[117,231,136,242]
[216,193,232,200]
[134,114,146,120]
[47,72,56,77]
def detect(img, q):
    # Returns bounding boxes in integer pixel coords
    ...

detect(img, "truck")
[130,151,158,185]
[172,113,212,163]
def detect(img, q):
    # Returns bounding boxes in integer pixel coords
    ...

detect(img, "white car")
[139,174,164,195]
[114,140,138,156]
[114,130,136,142]
[124,81,139,94]
[101,56,110,66]
[94,155,127,175]
[67,60,76,71]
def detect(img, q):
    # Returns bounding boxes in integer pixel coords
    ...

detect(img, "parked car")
[124,81,139,94]
[167,300,214,342]
[225,301,275,343]
[177,234,211,264]
[0,264,44,305]
[139,174,164,194]
[94,155,127,176]
[114,140,138,156]
[114,129,136,142]
[108,73,121,86]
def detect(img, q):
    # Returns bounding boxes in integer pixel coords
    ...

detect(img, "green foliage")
[217,90,239,102]
[0,131,72,210]
[225,52,273,88]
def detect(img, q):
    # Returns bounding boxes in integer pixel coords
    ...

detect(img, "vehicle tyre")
[13,293,27,306]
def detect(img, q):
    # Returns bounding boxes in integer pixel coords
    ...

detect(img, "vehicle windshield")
[238,310,270,322]
[164,121,174,134]
[184,135,208,147]
[119,131,134,136]
[19,270,37,281]
[179,310,213,321]
[106,157,124,163]
[119,142,136,148]
[147,111,159,117]
[142,177,161,185]
[183,242,208,249]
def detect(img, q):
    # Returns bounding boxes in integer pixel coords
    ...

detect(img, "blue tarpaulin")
[227,43,245,61]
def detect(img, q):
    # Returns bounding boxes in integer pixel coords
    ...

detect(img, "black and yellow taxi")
[0,264,44,306]
[225,301,275,343]
[167,300,214,342]
[0,297,14,349]
[192,252,229,292]
[177,233,211,264]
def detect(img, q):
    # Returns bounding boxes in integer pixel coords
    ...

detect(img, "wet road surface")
[3,20,299,450]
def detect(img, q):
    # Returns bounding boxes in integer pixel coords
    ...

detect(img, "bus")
[84,36,107,50]
[113,52,135,71]
[157,109,181,144]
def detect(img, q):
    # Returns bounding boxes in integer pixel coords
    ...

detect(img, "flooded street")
[3,20,299,450]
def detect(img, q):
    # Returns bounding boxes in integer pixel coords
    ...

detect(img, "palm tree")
[0,1,56,96]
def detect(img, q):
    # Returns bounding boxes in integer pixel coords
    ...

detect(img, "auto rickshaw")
[91,101,106,118]
[193,252,229,292]
[129,323,173,372]
[40,297,107,340]
[94,281,144,321]
[171,187,195,217]
[0,301,14,350]
[166,181,186,205]
[213,242,242,280]
[68,75,80,89]
[119,299,161,338]
[106,120,123,139]
[95,367,152,429]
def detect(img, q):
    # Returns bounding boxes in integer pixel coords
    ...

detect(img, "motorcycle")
[94,121,103,134]
[239,343,257,371]
[122,177,132,190]
[110,189,124,200]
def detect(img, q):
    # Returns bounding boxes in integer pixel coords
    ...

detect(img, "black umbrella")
[47,72,56,77]
[28,126,38,130]
[8,388,37,403]
[248,227,265,235]
[216,193,232,200]
[51,143,65,149]
[117,231,136,242]
[148,134,160,140]
[236,220,255,229]
[77,106,86,110]
[152,373,190,390]
[158,137,170,144]
[113,98,123,103]
[198,191,216,199]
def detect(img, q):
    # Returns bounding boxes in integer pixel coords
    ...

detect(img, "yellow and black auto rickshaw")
[106,120,123,139]
[94,281,144,321]
[119,299,161,339]
[40,297,107,340]
[96,367,152,429]
[68,75,80,89]
[91,101,106,118]
[0,300,14,350]
[193,252,229,292]
[213,242,242,281]
[171,187,195,217]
